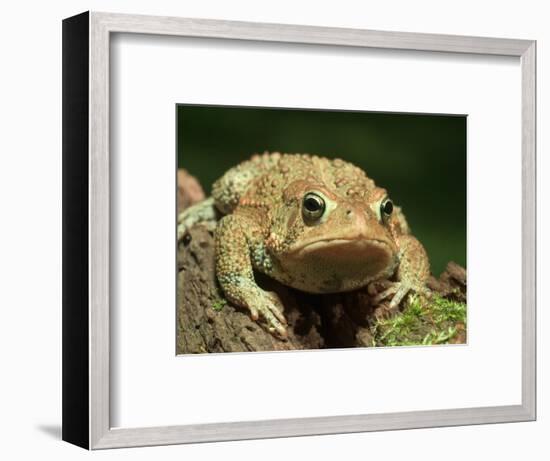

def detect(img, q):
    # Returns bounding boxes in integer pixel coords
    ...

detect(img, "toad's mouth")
[284,237,397,281]
[291,238,395,262]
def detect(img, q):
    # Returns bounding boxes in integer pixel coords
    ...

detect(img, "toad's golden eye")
[302,192,325,222]
[380,198,393,220]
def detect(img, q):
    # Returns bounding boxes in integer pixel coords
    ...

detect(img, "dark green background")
[177,105,466,276]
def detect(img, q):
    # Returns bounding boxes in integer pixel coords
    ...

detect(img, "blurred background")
[177,105,466,276]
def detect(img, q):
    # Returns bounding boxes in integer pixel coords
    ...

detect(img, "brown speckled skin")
[181,152,430,337]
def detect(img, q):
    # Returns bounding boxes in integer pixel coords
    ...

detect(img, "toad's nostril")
[346,209,353,217]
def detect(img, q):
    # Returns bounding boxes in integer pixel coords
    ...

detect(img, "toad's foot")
[247,289,289,338]
[220,275,288,338]
[369,280,431,310]
[177,197,218,241]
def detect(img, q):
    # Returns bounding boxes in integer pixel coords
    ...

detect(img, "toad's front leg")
[371,234,431,309]
[215,215,288,338]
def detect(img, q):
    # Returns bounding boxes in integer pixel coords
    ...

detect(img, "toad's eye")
[380,198,393,220]
[302,192,325,222]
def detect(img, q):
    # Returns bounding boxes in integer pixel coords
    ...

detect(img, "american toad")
[178,152,430,337]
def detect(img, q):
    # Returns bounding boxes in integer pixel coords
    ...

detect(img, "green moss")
[211,299,227,312]
[373,295,467,347]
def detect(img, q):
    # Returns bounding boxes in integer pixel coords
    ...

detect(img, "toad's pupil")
[382,200,393,215]
[305,197,322,212]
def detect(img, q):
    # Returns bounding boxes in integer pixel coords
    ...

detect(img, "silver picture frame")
[62,11,536,449]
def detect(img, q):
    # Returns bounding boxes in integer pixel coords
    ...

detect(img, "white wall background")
[0,0,546,459]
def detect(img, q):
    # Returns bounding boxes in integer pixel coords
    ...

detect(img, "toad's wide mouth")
[290,237,396,262]
[281,237,399,291]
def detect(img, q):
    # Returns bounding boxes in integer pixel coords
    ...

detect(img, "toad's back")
[211,152,376,215]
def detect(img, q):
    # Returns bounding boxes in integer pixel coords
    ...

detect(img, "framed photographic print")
[175,105,467,352]
[62,11,536,449]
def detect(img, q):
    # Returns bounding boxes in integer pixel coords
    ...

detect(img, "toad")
[178,152,430,337]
